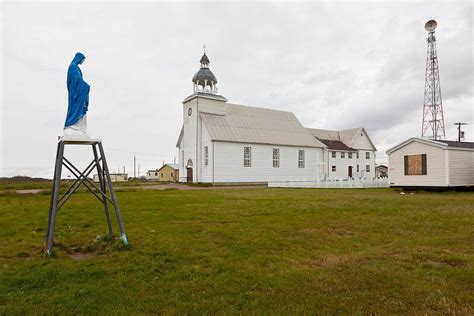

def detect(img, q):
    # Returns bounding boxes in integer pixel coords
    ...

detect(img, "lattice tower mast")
[421,19,445,140]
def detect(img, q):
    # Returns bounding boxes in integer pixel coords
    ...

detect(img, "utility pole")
[454,122,467,142]
[134,155,136,178]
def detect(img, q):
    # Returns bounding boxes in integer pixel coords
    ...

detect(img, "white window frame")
[356,152,359,159]
[332,165,336,172]
[298,150,305,168]
[348,152,352,159]
[272,148,280,168]
[244,147,251,167]
[331,151,336,158]
[366,152,370,159]
[341,152,345,159]
[204,146,209,166]
[366,164,370,172]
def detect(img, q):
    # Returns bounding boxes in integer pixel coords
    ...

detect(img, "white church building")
[176,53,376,183]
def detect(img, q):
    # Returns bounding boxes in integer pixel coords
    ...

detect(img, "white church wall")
[180,99,198,182]
[350,130,375,151]
[211,142,323,183]
[199,123,214,182]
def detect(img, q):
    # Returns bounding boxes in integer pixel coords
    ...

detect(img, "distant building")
[306,128,377,180]
[176,53,378,183]
[146,164,179,182]
[93,173,128,183]
[375,165,388,178]
[146,169,160,181]
[386,138,474,189]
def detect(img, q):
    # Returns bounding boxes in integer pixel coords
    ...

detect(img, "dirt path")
[15,189,44,194]
[141,183,266,191]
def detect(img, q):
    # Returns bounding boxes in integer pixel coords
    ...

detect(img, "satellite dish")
[425,20,437,32]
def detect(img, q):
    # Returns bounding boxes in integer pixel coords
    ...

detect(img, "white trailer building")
[386,137,474,189]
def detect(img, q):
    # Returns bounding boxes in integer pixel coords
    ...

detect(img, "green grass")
[0,187,473,314]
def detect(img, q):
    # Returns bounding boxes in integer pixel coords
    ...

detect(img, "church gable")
[341,128,377,151]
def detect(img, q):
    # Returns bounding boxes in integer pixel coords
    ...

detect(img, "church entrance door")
[348,166,353,178]
[186,168,193,183]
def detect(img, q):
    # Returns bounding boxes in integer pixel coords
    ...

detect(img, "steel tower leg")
[98,142,128,246]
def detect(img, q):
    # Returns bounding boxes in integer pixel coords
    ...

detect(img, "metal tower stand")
[421,22,445,140]
[46,138,128,255]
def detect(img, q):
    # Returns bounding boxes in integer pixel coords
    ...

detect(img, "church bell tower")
[192,52,218,94]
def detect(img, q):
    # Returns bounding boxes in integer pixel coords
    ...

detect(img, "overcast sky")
[1,1,473,178]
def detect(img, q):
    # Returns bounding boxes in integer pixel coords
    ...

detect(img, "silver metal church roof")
[200,104,326,148]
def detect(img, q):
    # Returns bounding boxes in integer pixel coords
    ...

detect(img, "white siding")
[350,131,375,151]
[200,124,213,182]
[212,142,323,183]
[388,141,446,187]
[448,150,474,186]
[325,150,376,180]
[179,98,198,182]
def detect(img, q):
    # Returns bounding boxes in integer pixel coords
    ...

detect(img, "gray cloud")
[1,1,472,177]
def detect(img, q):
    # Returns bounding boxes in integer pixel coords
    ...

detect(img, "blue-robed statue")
[64,52,90,138]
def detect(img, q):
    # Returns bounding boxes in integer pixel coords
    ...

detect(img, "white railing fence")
[268,177,389,189]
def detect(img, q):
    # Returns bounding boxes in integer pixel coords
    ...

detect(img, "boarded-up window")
[404,154,427,175]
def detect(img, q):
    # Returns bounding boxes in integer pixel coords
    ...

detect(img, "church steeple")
[192,50,218,94]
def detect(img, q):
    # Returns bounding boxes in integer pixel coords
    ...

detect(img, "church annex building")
[176,53,377,183]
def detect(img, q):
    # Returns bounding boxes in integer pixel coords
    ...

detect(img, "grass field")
[1,185,473,314]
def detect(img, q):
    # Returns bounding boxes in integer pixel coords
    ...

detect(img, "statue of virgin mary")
[63,52,90,138]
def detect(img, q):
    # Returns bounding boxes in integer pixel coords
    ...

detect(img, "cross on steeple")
[203,44,207,54]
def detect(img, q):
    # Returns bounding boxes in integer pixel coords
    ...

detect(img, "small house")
[157,164,179,182]
[93,173,128,183]
[386,137,474,189]
[375,165,388,178]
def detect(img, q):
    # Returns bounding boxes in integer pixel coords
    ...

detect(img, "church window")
[272,148,280,168]
[298,150,305,168]
[332,165,336,172]
[357,165,359,172]
[366,165,370,172]
[341,152,345,158]
[356,152,359,159]
[244,147,251,167]
[331,152,336,158]
[348,152,352,159]
[204,146,209,166]
[366,152,370,159]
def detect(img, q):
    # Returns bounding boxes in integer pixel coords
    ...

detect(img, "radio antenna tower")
[421,19,445,140]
